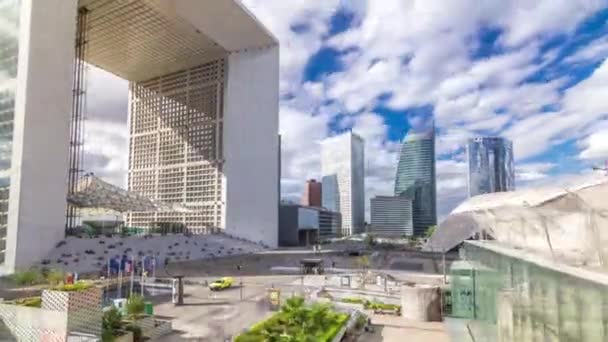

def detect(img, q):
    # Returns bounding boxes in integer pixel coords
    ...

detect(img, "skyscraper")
[301,179,322,207]
[321,132,365,236]
[467,137,515,197]
[394,131,436,236]
[370,195,413,237]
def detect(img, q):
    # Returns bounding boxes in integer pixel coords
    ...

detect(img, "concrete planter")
[115,331,134,342]
[41,286,103,337]
[132,316,172,339]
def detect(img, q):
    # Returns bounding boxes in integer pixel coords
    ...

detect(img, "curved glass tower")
[467,137,514,197]
[394,131,436,236]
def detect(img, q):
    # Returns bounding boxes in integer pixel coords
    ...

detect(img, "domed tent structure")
[426,175,608,268]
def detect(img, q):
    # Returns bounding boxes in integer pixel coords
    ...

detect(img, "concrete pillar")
[401,284,442,322]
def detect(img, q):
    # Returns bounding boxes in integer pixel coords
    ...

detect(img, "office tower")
[321,132,365,236]
[370,196,413,237]
[395,131,437,236]
[301,179,322,207]
[467,137,515,197]
[0,0,278,273]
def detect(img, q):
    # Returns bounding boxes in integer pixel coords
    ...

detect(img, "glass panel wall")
[0,0,21,264]
[448,242,608,342]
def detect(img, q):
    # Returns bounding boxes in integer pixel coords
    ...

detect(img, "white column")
[3,0,77,273]
[223,45,279,247]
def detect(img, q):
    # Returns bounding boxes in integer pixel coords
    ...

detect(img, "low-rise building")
[279,204,341,247]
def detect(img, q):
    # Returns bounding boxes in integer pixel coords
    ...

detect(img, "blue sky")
[85,0,608,220]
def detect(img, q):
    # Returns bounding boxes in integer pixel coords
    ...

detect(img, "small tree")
[102,306,123,341]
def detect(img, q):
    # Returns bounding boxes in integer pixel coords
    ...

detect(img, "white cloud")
[580,130,608,160]
[516,162,556,181]
[241,0,341,94]
[83,120,129,188]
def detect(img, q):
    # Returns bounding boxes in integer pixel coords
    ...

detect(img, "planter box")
[42,287,103,337]
[115,331,134,342]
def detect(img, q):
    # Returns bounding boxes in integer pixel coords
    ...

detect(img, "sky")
[84,0,608,221]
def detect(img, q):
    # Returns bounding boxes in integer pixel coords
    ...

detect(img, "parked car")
[209,277,234,291]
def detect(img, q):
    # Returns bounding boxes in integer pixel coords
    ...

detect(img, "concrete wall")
[223,46,279,248]
[3,0,76,273]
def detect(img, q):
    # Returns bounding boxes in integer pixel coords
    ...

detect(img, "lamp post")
[237,264,243,301]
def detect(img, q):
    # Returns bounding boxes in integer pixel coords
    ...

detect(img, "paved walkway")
[361,315,450,342]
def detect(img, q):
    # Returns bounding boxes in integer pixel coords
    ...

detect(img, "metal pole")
[130,255,135,297]
[141,256,146,296]
[443,252,447,284]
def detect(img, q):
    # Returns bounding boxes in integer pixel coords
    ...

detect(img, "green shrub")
[44,269,65,285]
[103,306,123,337]
[53,281,93,292]
[236,297,349,342]
[126,294,145,317]
[11,269,44,286]
[355,314,368,329]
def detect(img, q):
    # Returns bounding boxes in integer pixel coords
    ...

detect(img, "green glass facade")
[448,241,608,342]
[394,132,436,236]
[0,0,20,264]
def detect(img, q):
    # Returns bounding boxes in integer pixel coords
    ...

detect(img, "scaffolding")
[66,7,89,231]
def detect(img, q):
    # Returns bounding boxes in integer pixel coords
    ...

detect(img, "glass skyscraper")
[394,131,436,236]
[321,132,365,236]
[467,137,515,197]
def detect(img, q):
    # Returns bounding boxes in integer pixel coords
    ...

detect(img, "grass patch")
[11,269,45,286]
[235,297,349,342]
[340,297,365,305]
[11,268,66,286]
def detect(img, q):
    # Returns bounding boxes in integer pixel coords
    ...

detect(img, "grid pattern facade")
[127,59,225,232]
[467,137,515,197]
[41,287,103,337]
[394,132,437,236]
[321,132,365,236]
[370,195,413,237]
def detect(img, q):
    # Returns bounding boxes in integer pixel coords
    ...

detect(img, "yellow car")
[209,277,234,291]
